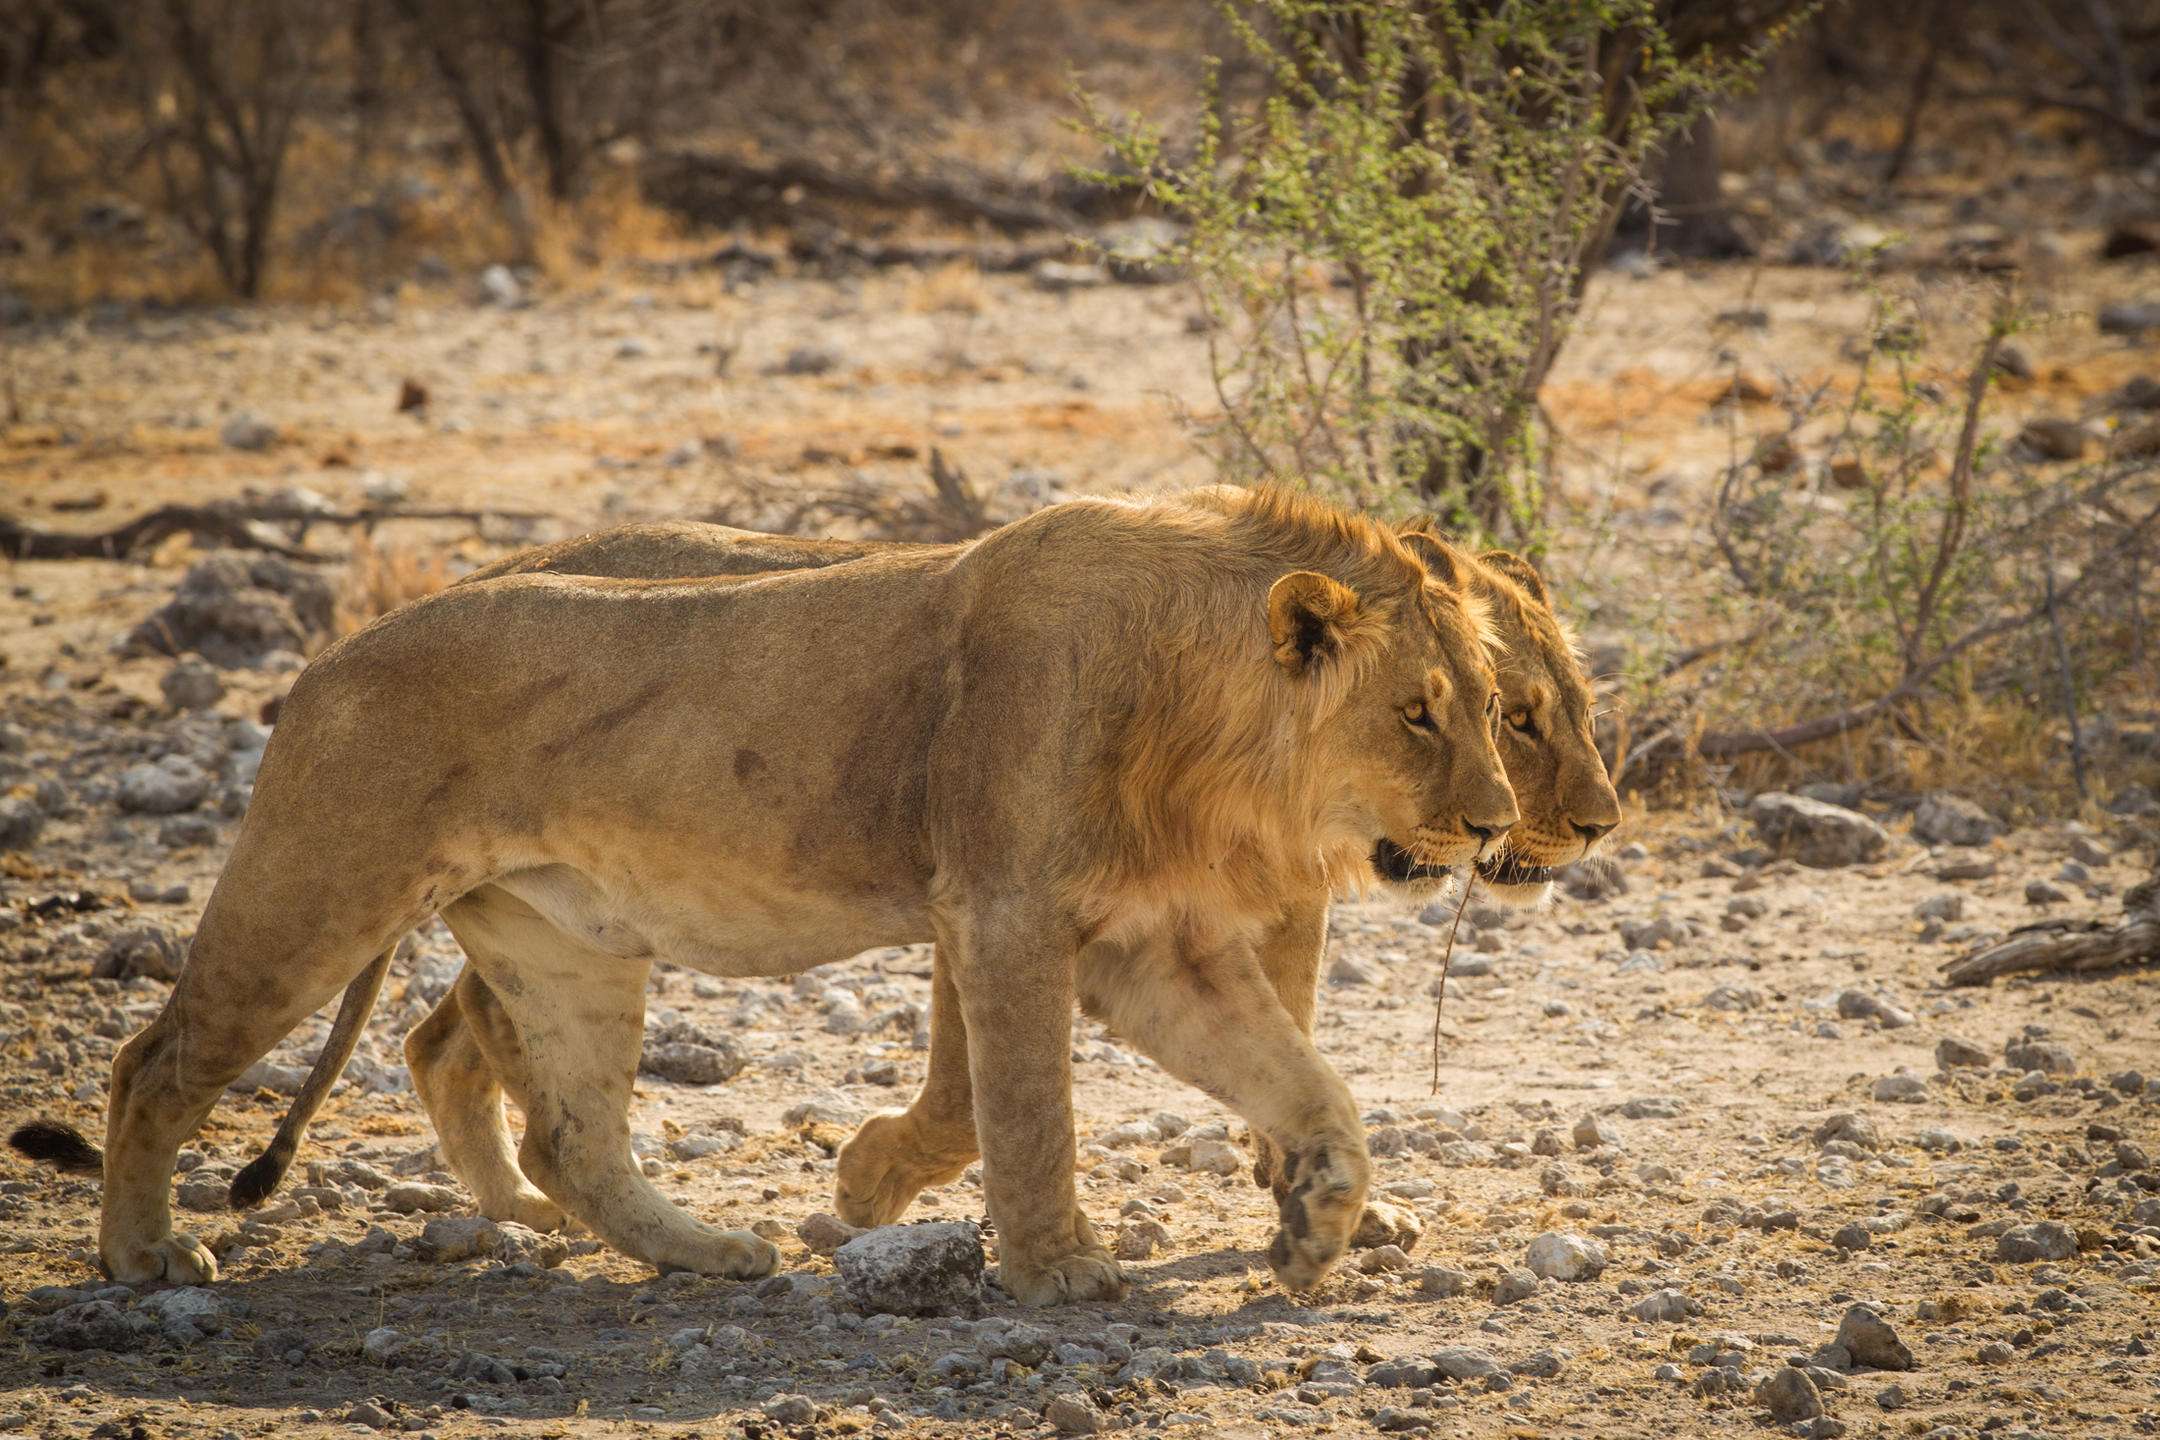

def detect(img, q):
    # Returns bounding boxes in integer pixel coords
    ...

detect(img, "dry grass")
[902,260,988,316]
[335,534,452,636]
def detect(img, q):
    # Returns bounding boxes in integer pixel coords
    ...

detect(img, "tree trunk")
[392,0,535,262]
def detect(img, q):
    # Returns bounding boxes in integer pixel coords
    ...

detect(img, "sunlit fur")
[1399,518,1620,907]
[1064,488,1512,948]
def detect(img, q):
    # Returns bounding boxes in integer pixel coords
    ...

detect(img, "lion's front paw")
[834,1112,974,1229]
[999,1246,1127,1307]
[1264,1139,1366,1292]
[104,1232,219,1286]
[490,1188,568,1234]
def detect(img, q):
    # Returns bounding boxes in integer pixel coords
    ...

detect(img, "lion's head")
[1079,490,1518,933]
[1400,525,1619,904]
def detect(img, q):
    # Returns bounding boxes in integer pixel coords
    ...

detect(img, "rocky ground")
[3,183,2160,1437]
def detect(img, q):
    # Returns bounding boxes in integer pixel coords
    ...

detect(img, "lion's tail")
[228,947,395,1209]
[9,1119,105,1173]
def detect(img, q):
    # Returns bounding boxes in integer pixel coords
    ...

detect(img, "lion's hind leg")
[100,919,403,1284]
[403,960,565,1233]
[445,889,775,1279]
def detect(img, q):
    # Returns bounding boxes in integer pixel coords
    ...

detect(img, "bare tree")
[124,0,333,298]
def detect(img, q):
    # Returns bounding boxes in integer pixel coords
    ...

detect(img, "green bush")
[1081,0,1776,541]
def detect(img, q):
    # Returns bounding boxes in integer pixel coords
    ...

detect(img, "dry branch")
[1,501,549,563]
[1942,871,2160,985]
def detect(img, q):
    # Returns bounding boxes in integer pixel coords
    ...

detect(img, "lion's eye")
[1509,708,1537,737]
[1403,701,1435,731]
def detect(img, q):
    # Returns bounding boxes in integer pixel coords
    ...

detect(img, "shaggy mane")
[1065,487,1494,943]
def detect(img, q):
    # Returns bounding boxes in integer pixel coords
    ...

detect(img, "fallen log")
[2,501,549,563]
[1942,869,2160,985]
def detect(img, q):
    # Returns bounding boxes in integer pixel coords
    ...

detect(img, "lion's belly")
[488,863,929,978]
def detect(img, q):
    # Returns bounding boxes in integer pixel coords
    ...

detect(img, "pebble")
[2025,879,2068,905]
[832,1222,984,1315]
[1431,1346,1501,1379]
[1872,1074,1929,1103]
[2004,1037,2076,1075]
[1835,1304,1914,1371]
[1162,1137,1244,1176]
[117,756,212,814]
[161,657,226,711]
[1572,1113,1621,1150]
[1045,1393,1103,1434]
[1935,1036,1990,1069]
[1759,1364,1824,1422]
[1748,792,1889,867]
[1524,1231,1606,1281]
[1492,1268,1540,1304]
[1913,793,2000,845]
[219,412,278,451]
[1995,1220,2077,1262]
[1630,1287,1697,1322]
[380,1182,462,1215]
[798,1212,864,1256]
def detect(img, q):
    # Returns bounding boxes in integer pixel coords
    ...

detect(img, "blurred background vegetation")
[2,0,2157,819]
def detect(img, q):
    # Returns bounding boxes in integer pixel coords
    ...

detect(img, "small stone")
[1524,1231,1606,1281]
[832,1222,984,1316]
[1911,793,2000,846]
[797,1212,864,1256]
[762,1395,818,1426]
[1416,1266,1469,1297]
[1631,1287,1696,1322]
[1748,792,1889,868]
[345,1402,392,1430]
[1044,1393,1103,1434]
[1572,1113,1620,1150]
[2005,1038,2076,1075]
[1935,1036,1990,1069]
[33,1300,156,1352]
[1161,1137,1244,1176]
[415,1214,501,1262]
[1978,1340,2016,1364]
[2015,417,2093,461]
[1431,1346,1501,1380]
[1115,1219,1169,1261]
[161,657,225,711]
[640,1038,745,1086]
[220,412,277,451]
[1759,1365,1825,1422]
[362,1326,404,1364]
[1995,1220,2076,1263]
[1832,1223,1871,1252]
[117,756,212,814]
[1872,1074,1928,1103]
[479,264,523,308]
[1835,1304,1914,1371]
[1033,261,1109,291]
[380,1182,462,1214]
[1876,1382,1910,1410]
[2025,879,2068,905]
[1492,1267,1540,1305]
[0,796,42,850]
[92,922,188,983]
[1352,1201,1423,1252]
[1358,1244,1413,1274]
[1328,951,1379,986]
[2098,299,2160,336]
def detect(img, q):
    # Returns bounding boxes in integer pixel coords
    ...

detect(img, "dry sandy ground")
[2,247,2158,1440]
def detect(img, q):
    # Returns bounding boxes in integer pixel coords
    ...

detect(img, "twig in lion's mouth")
[1429,871,1475,1097]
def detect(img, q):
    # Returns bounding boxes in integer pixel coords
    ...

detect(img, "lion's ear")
[1267,571,1364,675]
[1479,549,1550,606]
[1398,527,1465,588]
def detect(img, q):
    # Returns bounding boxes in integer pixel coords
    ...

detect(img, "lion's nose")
[1463,816,1512,846]
[1572,819,1614,844]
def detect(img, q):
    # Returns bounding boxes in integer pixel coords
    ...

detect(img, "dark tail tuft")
[8,1120,105,1173]
[227,1147,290,1210]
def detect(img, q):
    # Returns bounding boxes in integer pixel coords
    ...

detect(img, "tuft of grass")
[335,534,452,636]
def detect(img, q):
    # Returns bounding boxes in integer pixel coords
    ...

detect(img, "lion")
[10,488,1520,1305]
[235,492,1618,1262]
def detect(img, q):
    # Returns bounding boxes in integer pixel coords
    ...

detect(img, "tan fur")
[276,499,1615,1276]
[73,491,1515,1304]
